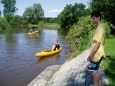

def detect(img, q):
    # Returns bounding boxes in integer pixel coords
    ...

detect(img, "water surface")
[0,29,68,86]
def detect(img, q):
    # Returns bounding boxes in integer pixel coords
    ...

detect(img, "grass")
[28,23,60,29]
[102,37,115,85]
[44,23,60,29]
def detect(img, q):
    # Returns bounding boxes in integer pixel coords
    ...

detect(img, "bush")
[0,17,11,30]
[66,16,94,58]
[102,20,114,38]
[66,16,113,59]
[38,21,44,29]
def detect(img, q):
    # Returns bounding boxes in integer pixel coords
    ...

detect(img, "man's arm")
[87,41,101,61]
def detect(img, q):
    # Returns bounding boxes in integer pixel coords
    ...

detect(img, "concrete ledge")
[27,49,109,86]
[27,65,61,86]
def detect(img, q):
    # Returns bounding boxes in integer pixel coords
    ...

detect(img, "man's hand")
[87,55,93,61]
[87,42,100,61]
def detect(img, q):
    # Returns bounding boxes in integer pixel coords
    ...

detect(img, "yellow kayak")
[35,47,62,57]
[36,52,60,66]
[28,32,33,35]
[28,31,38,35]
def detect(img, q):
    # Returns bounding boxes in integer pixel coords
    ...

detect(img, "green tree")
[0,10,1,17]
[9,15,22,26]
[0,17,11,30]
[57,4,73,28]
[4,14,28,26]
[23,7,33,23]
[23,3,44,24]
[20,18,28,25]
[33,3,44,23]
[38,21,44,29]
[43,17,57,23]
[1,0,18,16]
[66,16,112,58]
[57,3,87,28]
[82,8,91,16]
[4,13,14,23]
[72,3,86,21]
[90,0,115,26]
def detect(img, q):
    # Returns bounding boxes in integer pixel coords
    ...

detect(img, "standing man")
[87,11,105,86]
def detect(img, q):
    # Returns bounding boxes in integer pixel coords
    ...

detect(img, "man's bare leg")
[92,70,101,86]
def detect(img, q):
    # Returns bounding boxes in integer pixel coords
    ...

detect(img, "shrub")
[38,21,44,29]
[66,16,113,59]
[0,17,11,30]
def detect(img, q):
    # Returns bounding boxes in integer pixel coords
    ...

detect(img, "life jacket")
[55,43,60,49]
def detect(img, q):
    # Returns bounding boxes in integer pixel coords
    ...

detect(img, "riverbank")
[28,23,60,29]
[28,49,109,86]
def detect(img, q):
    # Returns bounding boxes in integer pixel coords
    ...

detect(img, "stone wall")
[28,49,109,86]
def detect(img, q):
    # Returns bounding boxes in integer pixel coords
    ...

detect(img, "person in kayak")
[52,41,56,51]
[29,29,33,33]
[51,40,60,51]
[55,40,60,50]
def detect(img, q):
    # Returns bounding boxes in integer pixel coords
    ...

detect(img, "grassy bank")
[102,37,115,85]
[44,23,60,29]
[28,23,60,29]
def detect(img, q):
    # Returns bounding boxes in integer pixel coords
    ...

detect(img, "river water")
[0,28,69,86]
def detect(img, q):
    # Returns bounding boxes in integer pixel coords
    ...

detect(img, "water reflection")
[58,28,69,36]
[36,52,60,66]
[5,34,18,55]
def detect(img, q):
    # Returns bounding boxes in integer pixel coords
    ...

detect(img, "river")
[0,28,69,86]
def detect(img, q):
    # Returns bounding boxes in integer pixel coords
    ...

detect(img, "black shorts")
[87,57,103,72]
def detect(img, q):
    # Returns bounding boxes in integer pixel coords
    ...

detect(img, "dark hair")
[91,11,101,20]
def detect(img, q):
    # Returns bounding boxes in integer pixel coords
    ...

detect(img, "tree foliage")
[42,17,57,23]
[1,0,18,16]
[57,3,90,28]
[66,16,94,57]
[38,21,44,29]
[66,16,113,58]
[0,10,1,17]
[4,13,14,23]
[90,0,115,26]
[57,4,73,28]
[4,13,28,26]
[23,3,44,24]
[0,17,11,30]
[9,15,21,25]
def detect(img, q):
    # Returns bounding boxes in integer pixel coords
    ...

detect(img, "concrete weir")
[28,49,109,86]
[27,65,61,86]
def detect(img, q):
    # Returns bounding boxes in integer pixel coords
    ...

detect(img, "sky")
[0,0,90,17]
